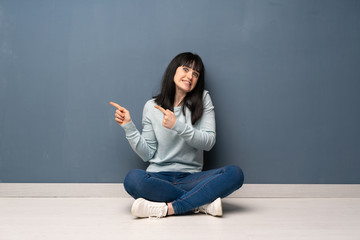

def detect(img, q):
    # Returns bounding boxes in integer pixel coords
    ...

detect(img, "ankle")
[167,203,175,215]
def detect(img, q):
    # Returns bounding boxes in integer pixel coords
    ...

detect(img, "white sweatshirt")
[121,90,216,173]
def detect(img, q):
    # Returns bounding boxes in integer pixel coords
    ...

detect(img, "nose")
[186,71,193,80]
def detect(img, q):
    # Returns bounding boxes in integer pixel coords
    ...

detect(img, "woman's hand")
[154,105,177,129]
[110,101,131,126]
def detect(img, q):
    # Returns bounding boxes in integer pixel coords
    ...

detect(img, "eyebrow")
[183,65,200,74]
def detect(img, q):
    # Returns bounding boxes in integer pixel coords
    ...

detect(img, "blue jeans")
[124,165,244,215]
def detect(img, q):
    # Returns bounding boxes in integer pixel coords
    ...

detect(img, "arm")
[110,101,157,162]
[172,92,216,151]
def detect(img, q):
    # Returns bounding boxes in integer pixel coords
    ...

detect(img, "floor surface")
[0,197,359,240]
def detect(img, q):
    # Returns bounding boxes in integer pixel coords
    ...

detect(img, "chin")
[184,88,193,93]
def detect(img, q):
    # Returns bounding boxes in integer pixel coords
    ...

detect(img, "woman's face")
[173,65,200,94]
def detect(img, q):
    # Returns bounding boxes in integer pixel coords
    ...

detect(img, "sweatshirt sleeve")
[171,91,216,151]
[120,101,157,162]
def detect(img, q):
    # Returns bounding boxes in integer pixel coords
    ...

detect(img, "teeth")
[183,80,191,87]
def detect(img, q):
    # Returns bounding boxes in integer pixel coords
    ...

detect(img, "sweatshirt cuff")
[172,120,186,135]
[120,121,137,136]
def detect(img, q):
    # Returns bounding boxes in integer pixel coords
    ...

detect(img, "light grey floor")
[0,197,359,240]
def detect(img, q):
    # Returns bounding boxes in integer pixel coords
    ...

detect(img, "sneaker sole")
[213,198,223,217]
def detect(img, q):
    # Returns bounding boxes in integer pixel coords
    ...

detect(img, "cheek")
[191,79,198,89]
[173,71,182,82]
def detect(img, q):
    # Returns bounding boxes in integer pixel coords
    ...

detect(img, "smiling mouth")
[182,80,191,88]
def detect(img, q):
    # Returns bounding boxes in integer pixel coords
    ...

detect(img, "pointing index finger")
[109,101,124,110]
[154,105,166,114]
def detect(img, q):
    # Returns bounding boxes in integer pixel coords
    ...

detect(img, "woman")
[110,52,244,218]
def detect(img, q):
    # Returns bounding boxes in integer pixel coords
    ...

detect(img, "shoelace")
[148,205,164,219]
[194,206,208,215]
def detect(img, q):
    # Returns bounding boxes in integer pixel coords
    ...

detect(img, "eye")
[193,72,199,78]
[183,67,189,72]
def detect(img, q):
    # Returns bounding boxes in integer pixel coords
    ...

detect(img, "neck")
[174,89,186,107]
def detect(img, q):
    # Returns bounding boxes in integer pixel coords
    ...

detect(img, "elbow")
[206,141,216,151]
[146,148,156,162]
[204,134,216,151]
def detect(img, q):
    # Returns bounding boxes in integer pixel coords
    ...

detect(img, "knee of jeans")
[123,169,145,194]
[226,165,244,189]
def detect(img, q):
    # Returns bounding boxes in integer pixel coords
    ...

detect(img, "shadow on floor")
[124,198,254,217]
[222,199,253,214]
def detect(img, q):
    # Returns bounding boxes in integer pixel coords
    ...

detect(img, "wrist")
[121,119,132,125]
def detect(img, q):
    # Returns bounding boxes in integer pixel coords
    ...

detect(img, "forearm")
[121,121,156,161]
[172,120,216,151]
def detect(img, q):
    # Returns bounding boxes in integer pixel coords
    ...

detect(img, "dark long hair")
[154,52,205,125]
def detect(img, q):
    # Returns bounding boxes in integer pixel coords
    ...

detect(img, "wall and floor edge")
[1,183,359,198]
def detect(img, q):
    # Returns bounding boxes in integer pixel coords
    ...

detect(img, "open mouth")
[182,80,191,88]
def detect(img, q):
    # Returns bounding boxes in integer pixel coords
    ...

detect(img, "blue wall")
[1,0,359,183]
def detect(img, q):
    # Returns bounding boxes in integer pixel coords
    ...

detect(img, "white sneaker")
[131,198,168,219]
[195,198,222,217]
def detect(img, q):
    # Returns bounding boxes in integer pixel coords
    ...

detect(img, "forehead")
[181,62,200,73]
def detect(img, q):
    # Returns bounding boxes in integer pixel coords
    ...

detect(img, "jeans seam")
[172,200,178,214]
[178,175,211,184]
[173,168,226,207]
[146,174,172,185]
[177,168,225,185]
